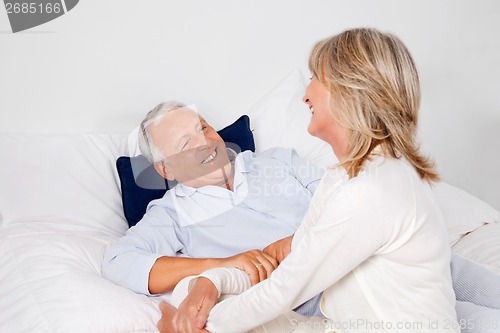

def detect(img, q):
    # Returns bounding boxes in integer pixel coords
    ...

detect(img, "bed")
[1,70,499,332]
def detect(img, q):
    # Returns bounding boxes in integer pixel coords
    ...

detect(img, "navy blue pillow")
[116,115,255,227]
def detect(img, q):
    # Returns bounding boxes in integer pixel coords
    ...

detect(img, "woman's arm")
[204,188,390,332]
[162,267,276,332]
[158,278,217,333]
[164,260,278,331]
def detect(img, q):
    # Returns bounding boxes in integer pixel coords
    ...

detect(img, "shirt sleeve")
[288,148,325,194]
[205,181,391,333]
[101,203,184,295]
[261,147,325,194]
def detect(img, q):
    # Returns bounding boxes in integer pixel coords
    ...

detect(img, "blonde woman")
[159,28,460,333]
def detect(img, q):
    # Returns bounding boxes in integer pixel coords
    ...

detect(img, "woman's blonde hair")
[308,28,439,182]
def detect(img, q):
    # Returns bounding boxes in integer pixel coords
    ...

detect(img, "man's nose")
[303,96,310,104]
[193,132,211,150]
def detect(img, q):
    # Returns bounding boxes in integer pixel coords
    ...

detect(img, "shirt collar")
[173,148,251,197]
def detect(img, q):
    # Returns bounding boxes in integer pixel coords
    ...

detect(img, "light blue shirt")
[102,147,324,314]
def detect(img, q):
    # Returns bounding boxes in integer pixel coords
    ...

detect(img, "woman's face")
[303,76,349,161]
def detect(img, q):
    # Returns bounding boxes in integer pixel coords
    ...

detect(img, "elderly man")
[102,101,324,315]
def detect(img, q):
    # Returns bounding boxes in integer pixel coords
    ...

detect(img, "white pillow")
[128,126,142,157]
[433,181,500,246]
[0,220,160,333]
[0,134,163,332]
[452,223,500,274]
[0,133,128,237]
[247,68,338,167]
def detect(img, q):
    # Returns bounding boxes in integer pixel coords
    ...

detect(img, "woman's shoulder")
[363,155,419,182]
[332,156,424,201]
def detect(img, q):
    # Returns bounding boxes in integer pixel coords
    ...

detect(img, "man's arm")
[103,201,280,295]
[149,249,278,294]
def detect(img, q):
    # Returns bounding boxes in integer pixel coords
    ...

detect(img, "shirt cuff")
[188,275,223,298]
[129,253,163,295]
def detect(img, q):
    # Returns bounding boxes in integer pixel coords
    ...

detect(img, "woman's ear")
[154,161,175,181]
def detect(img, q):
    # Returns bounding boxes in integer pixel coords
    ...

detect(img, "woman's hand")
[263,235,293,264]
[219,249,278,285]
[157,301,182,333]
[158,277,217,333]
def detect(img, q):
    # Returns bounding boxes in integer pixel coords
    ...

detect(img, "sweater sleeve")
[205,180,391,333]
[170,268,252,309]
[197,268,252,297]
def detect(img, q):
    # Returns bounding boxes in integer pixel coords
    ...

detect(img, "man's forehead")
[151,108,204,144]
[161,108,202,128]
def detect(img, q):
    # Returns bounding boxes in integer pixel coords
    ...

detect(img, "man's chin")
[180,162,233,188]
[204,163,232,180]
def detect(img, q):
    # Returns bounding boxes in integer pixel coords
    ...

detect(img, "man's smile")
[201,148,217,164]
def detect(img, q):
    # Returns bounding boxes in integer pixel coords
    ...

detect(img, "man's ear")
[154,161,175,181]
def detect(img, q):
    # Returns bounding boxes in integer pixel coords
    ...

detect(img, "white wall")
[1,0,499,209]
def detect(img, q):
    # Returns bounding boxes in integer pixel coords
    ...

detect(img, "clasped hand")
[157,236,293,332]
[158,277,216,333]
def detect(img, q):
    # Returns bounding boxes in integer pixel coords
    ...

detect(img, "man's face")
[148,108,232,188]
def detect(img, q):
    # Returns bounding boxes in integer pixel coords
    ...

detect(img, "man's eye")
[201,125,207,131]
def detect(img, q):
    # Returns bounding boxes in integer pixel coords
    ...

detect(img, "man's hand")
[219,249,278,286]
[263,235,292,264]
[149,248,279,295]
[157,278,217,333]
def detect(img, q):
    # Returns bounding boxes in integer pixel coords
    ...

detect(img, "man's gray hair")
[138,100,186,163]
